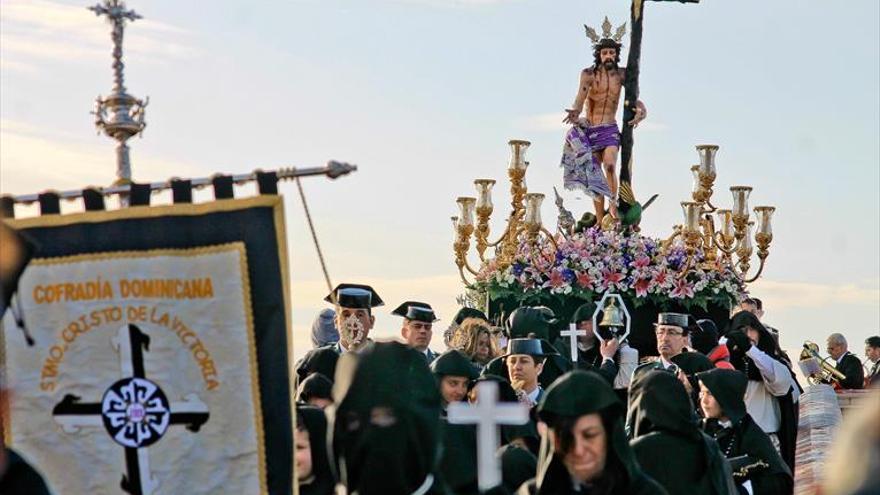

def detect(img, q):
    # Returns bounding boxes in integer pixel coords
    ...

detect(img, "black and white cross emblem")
[52,324,210,495]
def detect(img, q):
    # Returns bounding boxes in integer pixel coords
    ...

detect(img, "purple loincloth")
[560,122,620,199]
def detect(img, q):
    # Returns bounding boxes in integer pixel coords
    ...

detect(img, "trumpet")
[798,341,847,385]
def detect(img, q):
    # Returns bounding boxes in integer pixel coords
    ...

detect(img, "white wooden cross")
[447,381,530,491]
[560,323,587,363]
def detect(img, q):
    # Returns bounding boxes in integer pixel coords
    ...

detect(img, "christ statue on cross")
[561,17,647,227]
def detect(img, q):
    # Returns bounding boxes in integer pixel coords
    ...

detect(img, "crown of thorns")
[584,16,626,47]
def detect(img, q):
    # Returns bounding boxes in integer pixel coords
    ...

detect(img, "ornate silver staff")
[89,0,148,187]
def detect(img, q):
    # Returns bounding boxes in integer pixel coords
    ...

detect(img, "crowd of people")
[294,285,880,495]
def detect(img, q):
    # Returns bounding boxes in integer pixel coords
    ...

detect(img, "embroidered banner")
[2,197,292,495]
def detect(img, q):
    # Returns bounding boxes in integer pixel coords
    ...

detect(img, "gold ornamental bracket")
[452,139,558,286]
[675,144,775,284]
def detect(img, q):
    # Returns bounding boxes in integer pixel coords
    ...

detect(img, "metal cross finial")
[89,0,148,190]
[89,0,141,93]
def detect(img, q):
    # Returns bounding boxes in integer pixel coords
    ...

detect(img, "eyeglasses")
[409,322,433,331]
[655,329,684,337]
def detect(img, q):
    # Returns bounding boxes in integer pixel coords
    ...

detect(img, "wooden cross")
[618,0,700,215]
[560,323,587,363]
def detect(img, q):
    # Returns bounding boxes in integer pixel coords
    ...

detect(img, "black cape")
[328,341,450,495]
[519,371,668,495]
[295,344,341,385]
[632,351,714,411]
[697,368,792,495]
[550,337,619,385]
[472,375,541,455]
[632,351,714,381]
[438,421,479,495]
[498,445,537,493]
[727,312,800,471]
[628,370,737,495]
[704,416,793,495]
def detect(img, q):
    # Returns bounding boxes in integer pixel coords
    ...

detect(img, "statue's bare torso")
[582,67,625,126]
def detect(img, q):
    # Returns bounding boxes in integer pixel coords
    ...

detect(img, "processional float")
[447,3,785,492]
[452,1,775,352]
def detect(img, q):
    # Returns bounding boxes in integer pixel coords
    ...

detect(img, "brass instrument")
[798,341,847,385]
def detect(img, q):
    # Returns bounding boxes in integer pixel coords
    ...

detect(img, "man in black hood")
[697,369,793,495]
[519,370,667,495]
[328,341,448,495]
[726,311,800,471]
[627,370,738,495]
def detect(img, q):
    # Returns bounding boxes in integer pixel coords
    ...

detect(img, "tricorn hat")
[654,312,690,332]
[501,338,556,359]
[324,283,384,309]
[392,301,439,323]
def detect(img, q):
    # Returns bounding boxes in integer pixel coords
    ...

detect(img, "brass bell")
[599,298,625,328]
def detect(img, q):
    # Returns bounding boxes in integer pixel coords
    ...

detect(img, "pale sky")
[1,0,878,364]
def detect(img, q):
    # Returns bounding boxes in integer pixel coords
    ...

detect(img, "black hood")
[296,347,340,385]
[296,405,336,495]
[628,371,737,495]
[498,444,537,493]
[534,371,646,493]
[329,341,441,494]
[696,369,748,423]
[431,349,479,380]
[729,311,777,355]
[297,372,333,403]
[728,311,782,381]
[627,370,700,441]
[691,319,720,356]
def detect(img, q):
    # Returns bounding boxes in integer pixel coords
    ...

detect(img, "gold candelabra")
[668,145,775,283]
[452,140,557,285]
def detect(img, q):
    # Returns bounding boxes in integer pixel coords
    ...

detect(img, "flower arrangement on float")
[473,227,746,311]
